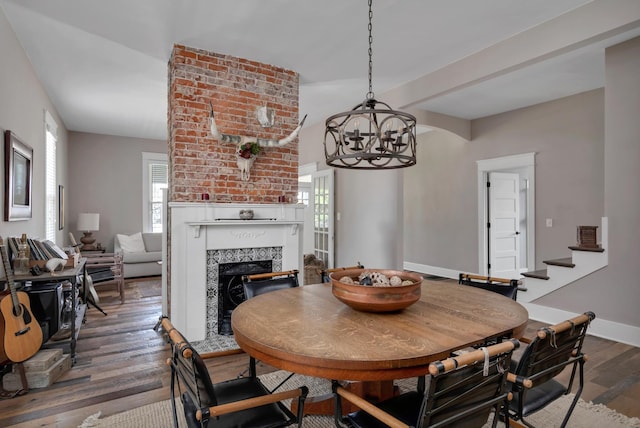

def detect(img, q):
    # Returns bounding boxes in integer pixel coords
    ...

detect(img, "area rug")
[79,370,640,428]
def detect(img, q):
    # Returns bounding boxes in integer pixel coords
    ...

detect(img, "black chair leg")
[169,368,179,428]
[559,360,585,428]
[332,381,346,427]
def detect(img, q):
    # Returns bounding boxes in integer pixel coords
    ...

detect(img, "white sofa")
[114,232,162,279]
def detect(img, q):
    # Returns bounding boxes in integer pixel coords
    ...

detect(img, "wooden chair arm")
[323,264,363,274]
[335,386,410,428]
[197,386,308,420]
[429,339,519,375]
[161,317,192,358]
[245,270,298,281]
[86,262,120,269]
[507,372,533,389]
[538,311,596,339]
[199,349,245,360]
[161,318,243,360]
[84,253,121,262]
[459,273,522,286]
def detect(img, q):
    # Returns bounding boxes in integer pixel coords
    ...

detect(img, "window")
[298,173,311,205]
[142,153,168,233]
[45,110,58,241]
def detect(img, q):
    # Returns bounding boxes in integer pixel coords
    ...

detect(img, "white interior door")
[312,169,334,269]
[489,172,520,279]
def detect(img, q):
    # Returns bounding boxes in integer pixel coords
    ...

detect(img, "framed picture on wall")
[4,130,33,221]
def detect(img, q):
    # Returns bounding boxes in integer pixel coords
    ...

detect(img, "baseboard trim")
[403,261,640,348]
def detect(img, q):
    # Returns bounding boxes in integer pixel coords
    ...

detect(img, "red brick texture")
[168,44,300,203]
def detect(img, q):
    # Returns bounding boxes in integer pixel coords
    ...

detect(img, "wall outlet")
[546,218,553,227]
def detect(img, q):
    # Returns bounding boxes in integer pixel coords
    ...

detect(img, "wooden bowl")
[330,269,423,312]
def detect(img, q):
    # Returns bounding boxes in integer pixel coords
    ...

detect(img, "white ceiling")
[1,0,639,141]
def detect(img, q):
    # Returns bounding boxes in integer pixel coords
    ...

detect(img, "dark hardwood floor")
[0,277,638,427]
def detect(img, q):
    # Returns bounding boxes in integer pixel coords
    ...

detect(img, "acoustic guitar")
[0,237,43,363]
[0,290,7,364]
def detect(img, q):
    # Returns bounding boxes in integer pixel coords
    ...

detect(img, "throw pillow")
[117,232,146,253]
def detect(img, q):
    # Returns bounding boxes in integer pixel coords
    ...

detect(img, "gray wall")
[1,7,166,255]
[68,132,166,252]
[472,89,604,268]
[404,131,476,272]
[335,169,404,269]
[405,89,604,272]
[597,36,640,327]
[534,38,640,327]
[299,38,638,331]
[0,9,69,246]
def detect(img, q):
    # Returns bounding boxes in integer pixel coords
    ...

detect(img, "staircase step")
[568,245,605,253]
[522,270,549,280]
[543,257,575,268]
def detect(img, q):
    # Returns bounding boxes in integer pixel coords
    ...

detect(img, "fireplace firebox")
[217,260,272,335]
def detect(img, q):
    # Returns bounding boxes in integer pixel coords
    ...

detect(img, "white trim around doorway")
[477,153,536,276]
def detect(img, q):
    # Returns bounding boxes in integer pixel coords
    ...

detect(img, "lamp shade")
[77,213,99,231]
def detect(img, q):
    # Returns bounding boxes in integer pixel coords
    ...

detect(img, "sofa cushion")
[117,232,146,253]
[123,251,162,264]
[142,233,162,252]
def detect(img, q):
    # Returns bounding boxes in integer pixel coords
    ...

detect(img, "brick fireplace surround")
[167,45,304,343]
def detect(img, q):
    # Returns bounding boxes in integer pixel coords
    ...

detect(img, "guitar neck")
[0,237,21,310]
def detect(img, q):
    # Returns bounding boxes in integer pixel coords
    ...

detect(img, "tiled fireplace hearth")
[208,247,281,336]
[169,202,304,344]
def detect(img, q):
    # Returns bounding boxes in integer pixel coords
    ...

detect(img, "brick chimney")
[168,44,300,204]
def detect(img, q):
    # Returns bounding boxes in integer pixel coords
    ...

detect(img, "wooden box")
[22,348,63,371]
[577,226,599,248]
[29,253,80,270]
[3,353,71,390]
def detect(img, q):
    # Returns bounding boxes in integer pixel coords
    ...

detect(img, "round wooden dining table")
[231,281,529,382]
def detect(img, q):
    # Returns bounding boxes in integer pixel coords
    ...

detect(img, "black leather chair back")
[458,273,519,300]
[242,270,299,300]
[509,311,596,428]
[320,263,364,283]
[166,323,305,428]
[336,339,519,428]
[424,339,518,427]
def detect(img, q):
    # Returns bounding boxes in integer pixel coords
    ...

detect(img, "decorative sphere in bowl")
[330,269,423,312]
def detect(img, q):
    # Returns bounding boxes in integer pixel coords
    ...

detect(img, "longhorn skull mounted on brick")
[209,102,307,148]
[209,102,307,181]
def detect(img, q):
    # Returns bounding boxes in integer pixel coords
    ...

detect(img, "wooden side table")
[13,259,87,365]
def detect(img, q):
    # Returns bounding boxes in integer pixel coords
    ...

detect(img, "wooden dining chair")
[84,252,125,302]
[507,311,596,428]
[333,339,521,428]
[239,270,300,382]
[241,270,299,300]
[162,317,308,428]
[458,273,521,301]
[320,262,364,283]
[458,273,523,349]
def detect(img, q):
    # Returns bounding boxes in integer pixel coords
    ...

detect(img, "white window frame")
[142,152,168,233]
[44,110,58,241]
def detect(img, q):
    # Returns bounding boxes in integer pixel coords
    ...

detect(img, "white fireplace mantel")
[187,220,301,238]
[169,202,305,341]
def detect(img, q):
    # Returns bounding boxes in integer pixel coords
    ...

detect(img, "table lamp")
[77,212,100,251]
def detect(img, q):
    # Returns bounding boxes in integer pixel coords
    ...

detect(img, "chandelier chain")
[367,0,374,100]
[323,0,417,169]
